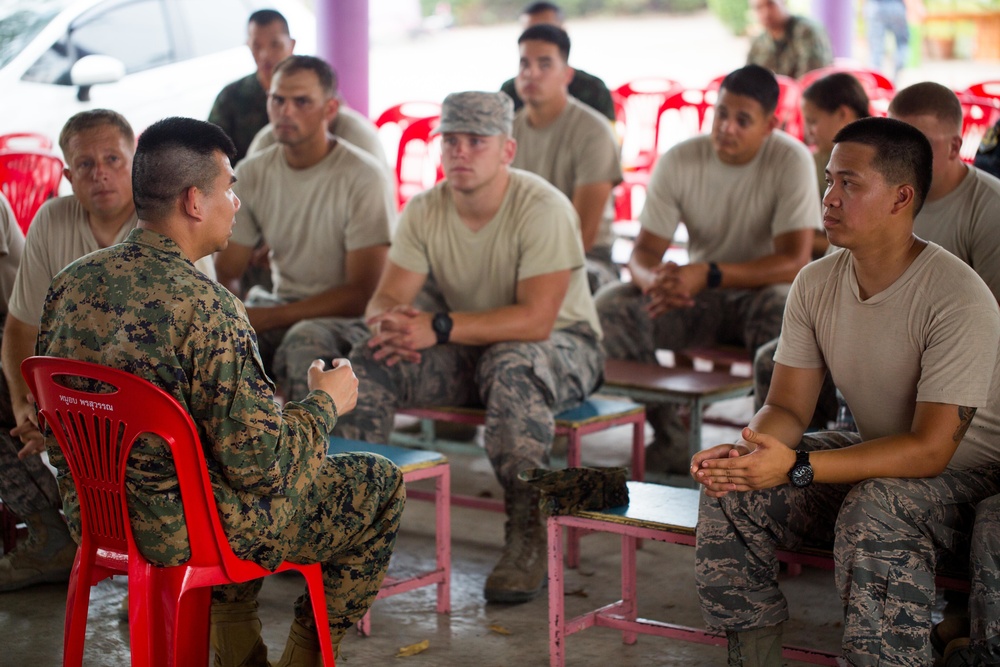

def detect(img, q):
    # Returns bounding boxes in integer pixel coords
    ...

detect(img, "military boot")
[483,483,547,604]
[272,619,342,667]
[726,624,783,667]
[210,601,269,667]
[0,507,75,593]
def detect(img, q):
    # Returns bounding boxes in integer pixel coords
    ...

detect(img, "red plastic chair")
[395,114,443,210]
[0,132,54,152]
[612,77,682,172]
[957,92,1000,163]
[964,81,1000,102]
[0,151,64,234]
[21,356,335,667]
[654,86,718,153]
[374,101,442,171]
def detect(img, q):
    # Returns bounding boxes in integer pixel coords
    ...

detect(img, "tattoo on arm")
[953,406,977,443]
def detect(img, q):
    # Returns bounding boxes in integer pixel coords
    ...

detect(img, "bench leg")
[688,397,704,461]
[621,534,639,645]
[566,428,583,569]
[436,465,451,614]
[630,415,645,481]
[548,519,567,667]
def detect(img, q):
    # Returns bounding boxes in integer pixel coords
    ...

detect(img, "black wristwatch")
[707,262,722,289]
[431,312,453,345]
[788,450,814,488]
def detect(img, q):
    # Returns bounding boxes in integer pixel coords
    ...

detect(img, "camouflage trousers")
[696,430,1000,666]
[213,452,404,644]
[585,245,619,295]
[335,322,604,493]
[246,289,370,403]
[968,493,1000,662]
[0,333,61,520]
[753,337,841,430]
[594,282,788,463]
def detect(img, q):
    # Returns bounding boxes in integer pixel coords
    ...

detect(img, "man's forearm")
[1,315,39,414]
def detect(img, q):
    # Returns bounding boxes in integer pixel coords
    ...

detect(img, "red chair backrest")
[654,87,718,154]
[0,151,64,234]
[963,81,1000,102]
[395,114,443,210]
[613,78,682,172]
[22,357,234,573]
[0,132,54,152]
[957,92,1000,163]
[374,101,442,171]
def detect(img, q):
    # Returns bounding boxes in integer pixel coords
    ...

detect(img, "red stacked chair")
[0,151,63,234]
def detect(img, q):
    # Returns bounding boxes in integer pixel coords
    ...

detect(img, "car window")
[174,0,248,58]
[0,1,71,70]
[22,0,173,85]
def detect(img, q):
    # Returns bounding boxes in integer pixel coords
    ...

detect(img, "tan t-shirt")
[232,139,395,302]
[247,107,388,168]
[512,97,622,250]
[914,165,1000,301]
[775,244,1000,469]
[0,193,24,316]
[390,168,601,337]
[640,133,821,264]
[9,197,216,326]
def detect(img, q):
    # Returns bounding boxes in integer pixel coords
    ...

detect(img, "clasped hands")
[366,305,436,367]
[691,427,798,498]
[643,261,707,318]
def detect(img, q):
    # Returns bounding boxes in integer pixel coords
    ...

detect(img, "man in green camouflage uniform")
[692,117,1000,667]
[746,0,832,79]
[499,2,615,121]
[209,9,295,164]
[335,91,604,605]
[38,117,403,667]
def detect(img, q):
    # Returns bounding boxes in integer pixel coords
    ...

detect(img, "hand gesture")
[692,427,797,498]
[307,359,359,416]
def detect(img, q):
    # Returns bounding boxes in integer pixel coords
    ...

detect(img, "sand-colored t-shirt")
[914,165,1000,301]
[775,244,1000,469]
[0,193,24,316]
[232,139,395,302]
[640,132,821,264]
[390,169,601,337]
[512,97,622,249]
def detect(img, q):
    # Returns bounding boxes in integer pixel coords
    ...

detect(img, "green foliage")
[707,0,748,34]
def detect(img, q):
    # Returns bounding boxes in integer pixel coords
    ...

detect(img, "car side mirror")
[70,55,126,102]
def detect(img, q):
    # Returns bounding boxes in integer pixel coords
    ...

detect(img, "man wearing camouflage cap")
[336,91,604,603]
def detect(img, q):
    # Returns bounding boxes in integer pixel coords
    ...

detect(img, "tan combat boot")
[726,624,784,667]
[483,483,547,604]
[0,507,76,593]
[271,619,341,667]
[210,600,269,667]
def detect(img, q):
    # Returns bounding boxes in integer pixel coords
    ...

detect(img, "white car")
[0,0,315,156]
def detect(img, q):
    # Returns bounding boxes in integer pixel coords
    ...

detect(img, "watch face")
[790,464,813,488]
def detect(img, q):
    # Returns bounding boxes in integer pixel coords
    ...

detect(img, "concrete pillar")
[813,0,853,60]
[317,0,369,117]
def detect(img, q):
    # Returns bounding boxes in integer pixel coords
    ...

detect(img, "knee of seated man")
[839,477,918,528]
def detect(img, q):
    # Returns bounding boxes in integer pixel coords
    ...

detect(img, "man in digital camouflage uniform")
[746,0,832,79]
[595,65,819,475]
[692,117,1000,667]
[209,9,295,165]
[335,91,604,604]
[38,116,404,667]
[499,2,616,122]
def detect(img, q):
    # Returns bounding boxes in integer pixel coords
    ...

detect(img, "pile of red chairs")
[0,132,63,234]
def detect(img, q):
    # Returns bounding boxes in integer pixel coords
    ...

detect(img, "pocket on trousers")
[880,565,935,658]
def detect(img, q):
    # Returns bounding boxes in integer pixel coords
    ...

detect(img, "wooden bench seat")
[327,437,450,636]
[601,358,754,460]
[547,481,969,667]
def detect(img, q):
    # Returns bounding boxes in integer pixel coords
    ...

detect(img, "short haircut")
[719,64,779,115]
[58,109,135,157]
[518,24,571,61]
[522,1,563,20]
[132,117,236,223]
[887,81,963,134]
[248,8,289,34]
[833,116,933,214]
[271,55,337,97]
[802,72,870,120]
